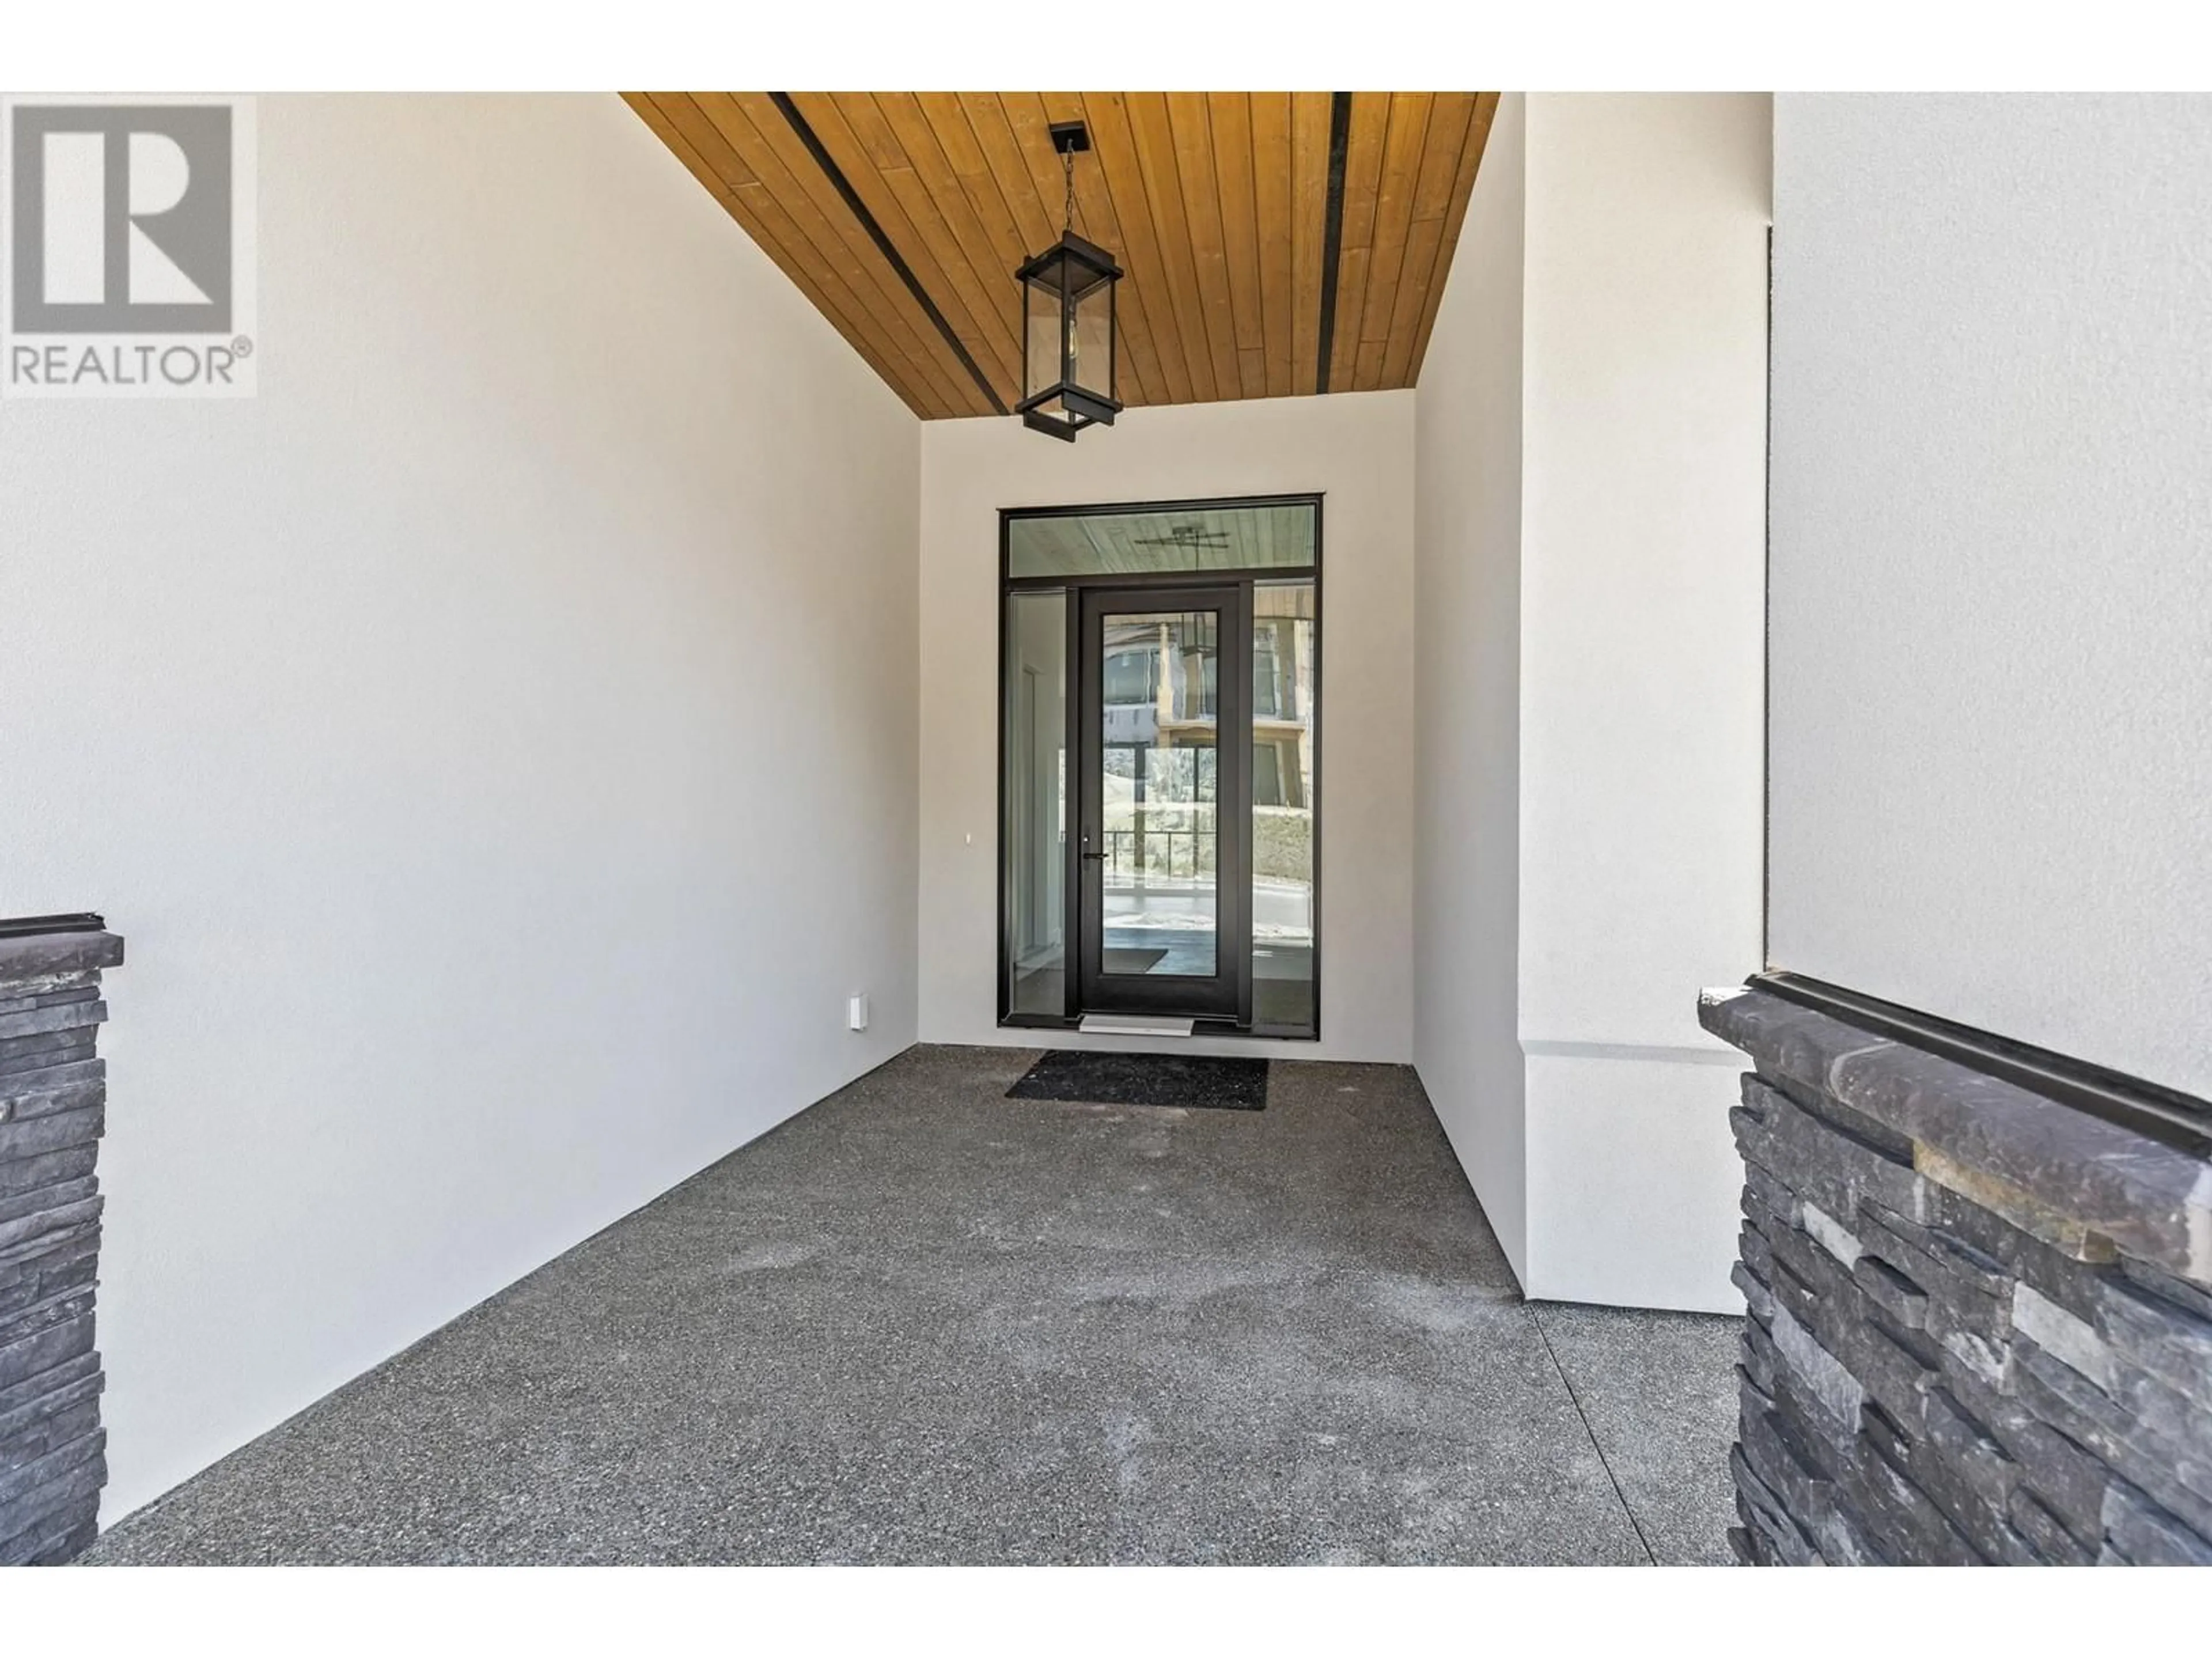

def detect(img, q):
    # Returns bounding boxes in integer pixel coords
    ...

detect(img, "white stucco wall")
[916,391,1417,1063]
[1517,93,1769,1309]
[1415,94,1769,1310]
[0,93,922,1519]
[1768,94,2212,1100]
[1414,93,1529,1282]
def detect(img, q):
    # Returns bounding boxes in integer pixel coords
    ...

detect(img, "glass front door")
[999,495,1320,1037]
[1076,585,1246,1019]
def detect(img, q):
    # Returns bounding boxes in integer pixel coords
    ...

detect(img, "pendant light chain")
[1063,146,1076,239]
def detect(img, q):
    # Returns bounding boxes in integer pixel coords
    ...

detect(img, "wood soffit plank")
[623,92,1499,421]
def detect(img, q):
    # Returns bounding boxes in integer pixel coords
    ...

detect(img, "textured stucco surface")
[0,94,923,1523]
[1768,94,2212,1097]
[916,391,1417,1065]
[1414,93,1768,1310]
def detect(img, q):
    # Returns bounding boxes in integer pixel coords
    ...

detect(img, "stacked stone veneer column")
[0,925,122,1566]
[1700,986,2212,1566]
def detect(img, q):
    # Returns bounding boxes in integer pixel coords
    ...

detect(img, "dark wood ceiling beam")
[867,94,1035,407]
[1329,93,1391,393]
[768,92,1009,415]
[699,93,982,417]
[809,93,1027,403]
[1313,92,1354,395]
[915,92,1040,318]
[1289,93,1333,396]
[626,93,940,416]
[694,93,974,416]
[1354,92,1435,395]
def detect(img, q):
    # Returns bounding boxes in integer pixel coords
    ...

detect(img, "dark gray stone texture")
[0,925,120,1567]
[1700,985,2212,1567]
[84,1047,1738,1565]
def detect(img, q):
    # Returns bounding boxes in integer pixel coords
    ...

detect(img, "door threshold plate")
[1078,1014,1195,1037]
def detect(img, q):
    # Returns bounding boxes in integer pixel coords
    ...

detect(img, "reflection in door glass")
[1100,609,1218,977]
[1253,581,1315,1031]
[1005,592,1067,1016]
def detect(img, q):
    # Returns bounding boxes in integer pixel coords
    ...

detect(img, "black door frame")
[996,493,1323,1037]
[1075,584,1249,1021]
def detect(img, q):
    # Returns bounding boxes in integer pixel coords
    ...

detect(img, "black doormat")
[1007,1050,1268,1111]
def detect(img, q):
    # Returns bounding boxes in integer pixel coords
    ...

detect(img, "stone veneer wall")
[0,924,122,1566]
[1700,985,2212,1566]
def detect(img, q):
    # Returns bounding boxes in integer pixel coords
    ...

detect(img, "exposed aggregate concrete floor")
[86,1045,1740,1565]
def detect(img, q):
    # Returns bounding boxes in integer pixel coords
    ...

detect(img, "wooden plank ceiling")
[623,92,1499,419]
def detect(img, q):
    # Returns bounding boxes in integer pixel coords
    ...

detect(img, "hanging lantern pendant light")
[1015,122,1124,441]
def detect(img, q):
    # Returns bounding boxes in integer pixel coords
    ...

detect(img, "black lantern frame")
[1015,124,1123,442]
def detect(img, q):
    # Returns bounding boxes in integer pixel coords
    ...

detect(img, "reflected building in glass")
[1000,499,1319,1037]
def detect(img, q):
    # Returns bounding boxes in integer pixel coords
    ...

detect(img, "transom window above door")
[1006,501,1319,581]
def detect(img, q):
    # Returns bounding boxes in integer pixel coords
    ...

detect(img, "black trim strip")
[0,913,105,939]
[1762,226,1774,968]
[767,92,1009,416]
[1752,972,2212,1155]
[1313,92,1354,395]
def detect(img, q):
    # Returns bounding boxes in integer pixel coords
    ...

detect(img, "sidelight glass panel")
[1005,591,1067,1016]
[1252,581,1316,1032]
[1100,608,1219,977]
[1009,501,1317,580]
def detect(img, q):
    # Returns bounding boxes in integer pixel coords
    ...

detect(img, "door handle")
[1080,832,1106,862]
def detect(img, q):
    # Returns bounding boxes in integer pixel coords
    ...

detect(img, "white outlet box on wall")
[847,995,869,1032]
